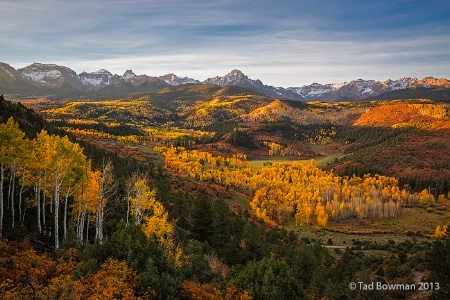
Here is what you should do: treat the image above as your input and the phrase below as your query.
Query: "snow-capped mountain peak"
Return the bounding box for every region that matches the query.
[123,70,137,81]
[205,69,249,86]
[227,69,247,80]
[79,69,113,90]
[18,63,82,89]
[204,69,304,100]
[3,61,450,101]
[159,73,200,86]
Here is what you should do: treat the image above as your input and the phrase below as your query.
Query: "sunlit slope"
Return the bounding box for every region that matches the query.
[334,100,450,194]
[44,84,271,127]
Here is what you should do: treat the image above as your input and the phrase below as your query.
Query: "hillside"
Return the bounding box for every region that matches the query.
[30,87,450,197]
[0,94,47,136]
[41,84,271,128]
[2,91,450,299]
[332,101,450,194]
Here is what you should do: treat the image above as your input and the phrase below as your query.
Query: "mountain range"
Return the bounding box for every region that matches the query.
[1,62,450,101]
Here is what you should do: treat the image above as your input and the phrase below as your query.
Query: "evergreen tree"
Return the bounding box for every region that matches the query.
[210,198,231,251]
[427,234,450,299]
[231,257,308,300]
[190,196,213,243]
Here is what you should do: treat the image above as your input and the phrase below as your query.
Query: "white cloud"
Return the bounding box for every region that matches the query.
[2,0,450,87]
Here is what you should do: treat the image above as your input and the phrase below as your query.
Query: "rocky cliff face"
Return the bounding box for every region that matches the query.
[18,63,84,90]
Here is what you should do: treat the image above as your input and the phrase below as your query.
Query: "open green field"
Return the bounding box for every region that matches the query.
[229,185,449,250]
[288,224,423,248]
[249,141,346,168]
[284,203,450,248]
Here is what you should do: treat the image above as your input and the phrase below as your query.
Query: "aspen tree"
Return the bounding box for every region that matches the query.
[0,118,25,237]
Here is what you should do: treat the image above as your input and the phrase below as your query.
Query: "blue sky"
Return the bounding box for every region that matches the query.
[2,0,450,87]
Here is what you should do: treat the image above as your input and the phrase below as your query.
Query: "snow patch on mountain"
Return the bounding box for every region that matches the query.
[330,82,347,90]
[79,69,113,88]
[80,77,103,86]
[123,70,136,81]
[205,69,304,100]
[21,69,62,83]
[4,61,450,100]
[205,69,249,86]
[384,78,414,90]
[353,80,375,95]
[159,73,200,86]
[0,64,16,79]
[287,82,345,98]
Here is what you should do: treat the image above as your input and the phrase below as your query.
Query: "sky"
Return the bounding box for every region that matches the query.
[1,0,450,87]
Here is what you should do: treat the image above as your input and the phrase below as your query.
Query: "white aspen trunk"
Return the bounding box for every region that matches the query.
[54,168,60,250]
[11,169,16,228]
[0,163,3,238]
[36,175,41,233]
[85,213,89,241]
[42,192,46,232]
[99,201,103,241]
[7,171,12,209]
[18,185,24,226]
[64,192,68,241]
[63,184,71,241]
[95,208,99,241]
[79,204,86,244]
[76,201,83,243]
[95,201,104,243]
[95,180,105,243]
[95,162,112,244]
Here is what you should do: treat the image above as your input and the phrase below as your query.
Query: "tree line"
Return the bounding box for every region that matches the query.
[161,147,436,226]
[0,117,171,250]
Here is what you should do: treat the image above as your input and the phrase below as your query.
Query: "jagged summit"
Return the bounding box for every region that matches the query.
[204,69,303,100]
[18,63,82,90]
[1,61,449,101]
[122,70,136,81]
[159,73,200,86]
[79,69,113,90]
[205,69,248,86]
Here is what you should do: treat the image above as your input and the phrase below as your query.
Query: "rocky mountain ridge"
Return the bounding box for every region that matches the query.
[1,62,449,101]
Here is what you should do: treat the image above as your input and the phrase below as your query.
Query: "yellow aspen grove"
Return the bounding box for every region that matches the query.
[315,202,328,227]
[0,118,26,237]
[142,201,173,245]
[128,176,156,225]
[127,174,173,246]
[34,130,57,234]
[95,160,116,244]
[18,136,44,233]
[160,147,429,227]
[73,166,100,244]
[49,135,86,249]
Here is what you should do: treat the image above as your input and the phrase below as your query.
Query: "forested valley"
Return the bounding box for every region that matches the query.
[1,93,450,300]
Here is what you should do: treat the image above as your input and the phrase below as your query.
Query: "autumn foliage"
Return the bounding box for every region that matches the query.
[176,281,252,300]
[162,147,434,226]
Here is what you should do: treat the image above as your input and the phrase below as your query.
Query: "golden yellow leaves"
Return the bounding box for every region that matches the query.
[162,147,430,227]
[434,225,448,238]
[128,176,173,244]
[142,201,173,245]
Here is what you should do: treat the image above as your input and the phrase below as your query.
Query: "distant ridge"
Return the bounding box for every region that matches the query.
[1,61,450,101]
